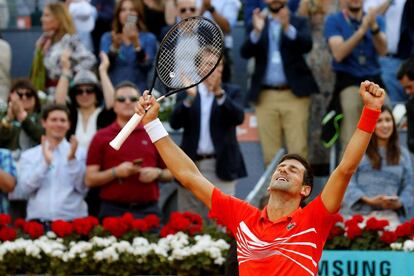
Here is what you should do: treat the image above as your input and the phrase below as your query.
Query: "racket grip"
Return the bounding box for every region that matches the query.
[109,113,143,150]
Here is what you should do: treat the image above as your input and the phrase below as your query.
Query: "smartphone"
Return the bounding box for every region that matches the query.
[133,158,143,166]
[126,14,138,26]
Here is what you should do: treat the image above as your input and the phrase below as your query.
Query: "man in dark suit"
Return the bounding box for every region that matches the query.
[240,0,318,166]
[169,58,247,220]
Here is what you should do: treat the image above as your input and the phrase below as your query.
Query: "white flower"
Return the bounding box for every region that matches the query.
[403,240,414,252]
[390,242,403,250]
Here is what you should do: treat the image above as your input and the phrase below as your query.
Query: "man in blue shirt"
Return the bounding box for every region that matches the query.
[324,0,387,154]
[241,0,318,165]
[19,104,88,224]
[0,149,16,213]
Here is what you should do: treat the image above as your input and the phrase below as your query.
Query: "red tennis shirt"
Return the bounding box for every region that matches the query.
[208,188,337,276]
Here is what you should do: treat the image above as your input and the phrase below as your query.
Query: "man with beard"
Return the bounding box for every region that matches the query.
[324,0,387,155]
[240,0,319,165]
[134,80,385,275]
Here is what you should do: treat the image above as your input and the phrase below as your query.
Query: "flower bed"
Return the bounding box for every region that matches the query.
[0,212,413,274]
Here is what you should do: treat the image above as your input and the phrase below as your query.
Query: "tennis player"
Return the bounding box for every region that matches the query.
[135,81,385,275]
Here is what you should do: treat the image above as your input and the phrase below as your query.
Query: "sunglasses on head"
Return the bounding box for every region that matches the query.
[16,90,35,99]
[180,7,196,13]
[116,96,139,103]
[75,87,95,95]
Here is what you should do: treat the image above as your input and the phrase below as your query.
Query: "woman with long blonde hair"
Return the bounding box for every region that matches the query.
[30,2,96,101]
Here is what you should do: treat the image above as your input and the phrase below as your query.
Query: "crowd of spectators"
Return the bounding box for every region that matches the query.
[0,0,413,230]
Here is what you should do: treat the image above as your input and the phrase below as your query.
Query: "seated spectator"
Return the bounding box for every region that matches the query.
[85,82,172,219]
[19,104,88,223]
[30,2,96,101]
[397,57,414,153]
[100,0,157,92]
[0,79,43,152]
[0,33,11,102]
[0,148,16,213]
[343,105,414,227]
[55,51,116,149]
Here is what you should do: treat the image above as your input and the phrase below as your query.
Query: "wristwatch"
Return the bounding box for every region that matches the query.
[371,26,380,35]
[208,6,215,14]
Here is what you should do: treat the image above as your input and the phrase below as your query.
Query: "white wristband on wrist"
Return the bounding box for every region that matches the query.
[144,118,168,143]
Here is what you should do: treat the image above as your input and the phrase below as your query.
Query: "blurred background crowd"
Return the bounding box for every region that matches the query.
[0,0,413,233]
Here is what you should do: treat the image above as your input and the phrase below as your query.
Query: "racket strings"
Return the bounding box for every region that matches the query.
[157,17,223,90]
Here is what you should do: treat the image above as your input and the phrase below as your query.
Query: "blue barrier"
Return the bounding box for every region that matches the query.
[319,251,414,276]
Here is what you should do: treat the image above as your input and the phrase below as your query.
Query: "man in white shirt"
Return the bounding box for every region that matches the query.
[19,104,87,224]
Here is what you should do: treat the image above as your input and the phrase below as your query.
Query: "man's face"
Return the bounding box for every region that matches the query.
[346,0,363,12]
[42,110,70,141]
[114,87,140,120]
[268,159,310,198]
[265,0,288,13]
[399,75,414,95]
[177,0,198,19]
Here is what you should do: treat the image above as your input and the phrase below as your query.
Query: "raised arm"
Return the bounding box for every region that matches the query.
[136,92,215,209]
[55,50,72,104]
[321,81,385,213]
[98,51,115,109]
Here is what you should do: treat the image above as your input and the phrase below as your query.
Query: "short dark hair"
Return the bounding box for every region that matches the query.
[41,104,71,121]
[278,153,314,192]
[114,81,141,95]
[397,58,414,80]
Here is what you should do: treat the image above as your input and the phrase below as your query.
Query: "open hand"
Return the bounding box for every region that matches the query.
[41,136,54,165]
[68,135,78,160]
[99,51,110,72]
[252,8,266,34]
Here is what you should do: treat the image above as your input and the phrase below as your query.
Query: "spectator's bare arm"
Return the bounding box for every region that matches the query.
[55,50,72,104]
[98,51,115,109]
[0,169,15,193]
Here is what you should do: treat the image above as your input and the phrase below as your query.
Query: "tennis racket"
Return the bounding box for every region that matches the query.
[110,16,224,150]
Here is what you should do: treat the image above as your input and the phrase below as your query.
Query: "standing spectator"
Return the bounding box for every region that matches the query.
[324,0,387,154]
[67,0,97,52]
[0,149,16,214]
[100,0,157,92]
[55,51,115,149]
[0,33,11,103]
[143,0,167,41]
[19,104,88,223]
[163,0,199,38]
[240,0,319,165]
[364,0,409,104]
[169,57,247,220]
[85,82,173,219]
[0,79,43,152]
[196,0,241,82]
[343,105,414,227]
[30,2,96,101]
[297,0,339,166]
[91,0,115,57]
[397,58,414,153]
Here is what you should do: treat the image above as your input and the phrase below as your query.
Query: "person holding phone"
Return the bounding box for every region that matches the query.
[343,105,414,227]
[99,0,157,92]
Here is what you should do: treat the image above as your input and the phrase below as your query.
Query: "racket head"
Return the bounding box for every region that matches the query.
[155,16,224,94]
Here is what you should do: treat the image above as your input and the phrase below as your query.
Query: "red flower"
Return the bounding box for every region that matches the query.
[346,224,362,240]
[365,217,389,231]
[132,219,149,232]
[72,216,99,236]
[102,217,129,238]
[0,226,17,241]
[160,212,203,237]
[380,231,397,244]
[23,221,44,239]
[14,218,26,229]
[51,220,73,238]
[395,222,413,238]
[332,213,344,224]
[144,214,160,229]
[121,212,134,227]
[0,214,11,226]
[328,226,345,240]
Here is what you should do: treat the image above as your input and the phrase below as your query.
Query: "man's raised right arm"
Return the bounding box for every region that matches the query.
[136,92,215,209]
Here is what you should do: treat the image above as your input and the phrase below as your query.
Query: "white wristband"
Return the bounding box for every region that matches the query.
[144,118,168,143]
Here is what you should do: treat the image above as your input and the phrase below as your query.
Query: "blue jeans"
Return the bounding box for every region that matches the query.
[380,56,407,104]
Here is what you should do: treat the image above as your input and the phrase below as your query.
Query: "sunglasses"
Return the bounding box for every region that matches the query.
[75,87,95,95]
[16,90,35,99]
[180,7,196,13]
[116,96,139,103]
